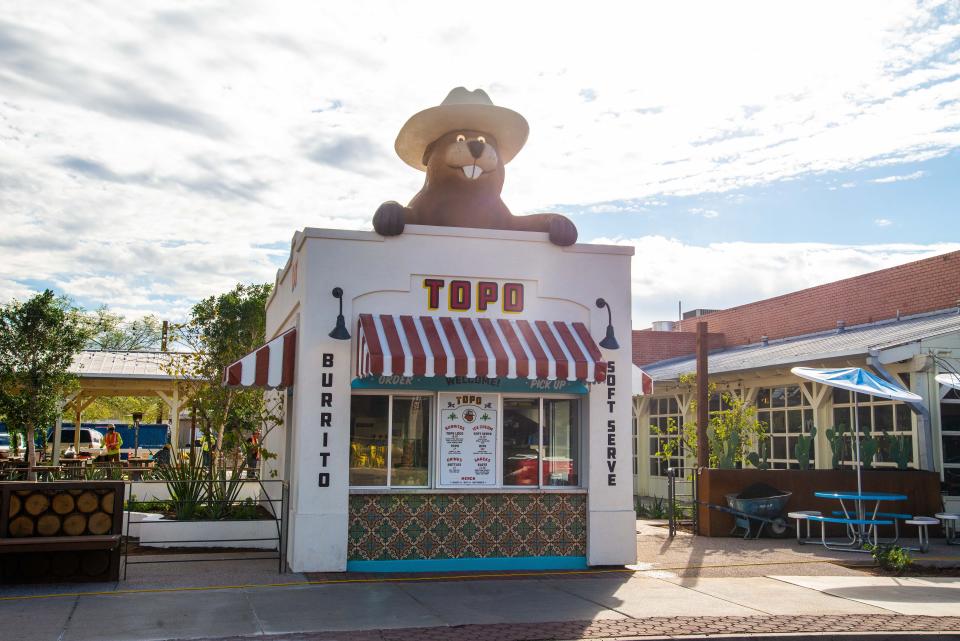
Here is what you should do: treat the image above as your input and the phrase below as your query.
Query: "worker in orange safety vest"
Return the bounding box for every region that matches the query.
[103,425,123,462]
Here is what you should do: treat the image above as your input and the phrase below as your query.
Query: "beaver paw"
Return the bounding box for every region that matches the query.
[373,201,406,237]
[549,215,578,246]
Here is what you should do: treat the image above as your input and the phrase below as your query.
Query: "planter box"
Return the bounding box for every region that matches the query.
[696,469,943,538]
[125,512,279,550]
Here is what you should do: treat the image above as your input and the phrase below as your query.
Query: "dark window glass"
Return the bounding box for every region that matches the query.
[857,406,872,433]
[771,412,786,434]
[350,395,389,486]
[773,437,786,459]
[786,386,802,407]
[757,388,770,408]
[787,409,803,433]
[668,397,679,414]
[772,387,786,408]
[944,468,960,496]
[874,404,894,432]
[391,396,430,486]
[833,388,850,404]
[942,402,960,431]
[896,404,912,431]
[502,398,540,486]
[942,435,960,465]
[833,408,850,432]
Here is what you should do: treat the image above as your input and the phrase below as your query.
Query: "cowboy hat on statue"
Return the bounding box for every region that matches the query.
[373,87,579,246]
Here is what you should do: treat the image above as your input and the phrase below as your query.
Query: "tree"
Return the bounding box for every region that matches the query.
[653,373,768,469]
[172,283,273,458]
[87,309,163,351]
[0,291,91,477]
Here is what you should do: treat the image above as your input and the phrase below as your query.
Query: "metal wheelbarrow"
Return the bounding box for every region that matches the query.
[706,492,793,539]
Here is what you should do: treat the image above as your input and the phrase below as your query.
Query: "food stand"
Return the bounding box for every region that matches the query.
[224,88,638,573]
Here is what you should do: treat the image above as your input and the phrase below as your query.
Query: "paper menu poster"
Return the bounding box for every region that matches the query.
[438,392,498,487]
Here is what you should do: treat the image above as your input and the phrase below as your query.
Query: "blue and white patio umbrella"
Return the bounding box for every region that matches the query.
[936,373,960,391]
[790,367,921,506]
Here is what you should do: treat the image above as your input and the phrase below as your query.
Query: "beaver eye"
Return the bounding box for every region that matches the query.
[477,136,486,144]
[456,134,466,142]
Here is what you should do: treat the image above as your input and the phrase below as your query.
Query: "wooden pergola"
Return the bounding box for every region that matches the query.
[52,351,201,464]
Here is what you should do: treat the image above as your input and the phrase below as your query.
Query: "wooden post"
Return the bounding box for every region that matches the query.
[696,321,709,469]
[73,403,82,453]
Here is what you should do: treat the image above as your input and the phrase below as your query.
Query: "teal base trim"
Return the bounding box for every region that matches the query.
[346,556,588,573]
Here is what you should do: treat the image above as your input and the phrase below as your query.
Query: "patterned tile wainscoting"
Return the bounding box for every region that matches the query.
[348,493,587,561]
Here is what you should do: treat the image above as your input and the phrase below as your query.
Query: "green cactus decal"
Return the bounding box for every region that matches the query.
[825,425,846,469]
[884,431,912,470]
[794,425,817,470]
[746,438,771,470]
[860,435,879,470]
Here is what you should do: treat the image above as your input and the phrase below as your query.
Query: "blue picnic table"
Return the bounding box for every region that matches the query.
[812,491,908,550]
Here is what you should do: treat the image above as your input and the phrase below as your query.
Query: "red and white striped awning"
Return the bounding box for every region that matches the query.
[633,365,653,396]
[223,328,297,389]
[357,314,606,383]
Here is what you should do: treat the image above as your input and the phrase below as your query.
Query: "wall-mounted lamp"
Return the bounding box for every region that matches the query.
[329,287,351,340]
[595,298,619,350]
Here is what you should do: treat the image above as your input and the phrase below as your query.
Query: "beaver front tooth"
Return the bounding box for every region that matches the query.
[462,165,482,179]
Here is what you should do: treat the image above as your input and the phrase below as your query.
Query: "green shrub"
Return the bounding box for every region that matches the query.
[864,543,912,573]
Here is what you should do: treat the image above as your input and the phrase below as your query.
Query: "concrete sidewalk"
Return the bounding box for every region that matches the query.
[3,570,958,641]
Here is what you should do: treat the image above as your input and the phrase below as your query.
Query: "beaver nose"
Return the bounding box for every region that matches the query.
[467,140,485,159]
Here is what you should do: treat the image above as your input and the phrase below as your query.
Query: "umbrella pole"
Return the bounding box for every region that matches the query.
[853,394,864,542]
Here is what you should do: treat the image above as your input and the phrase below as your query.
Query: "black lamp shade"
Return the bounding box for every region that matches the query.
[329,287,351,340]
[595,297,619,350]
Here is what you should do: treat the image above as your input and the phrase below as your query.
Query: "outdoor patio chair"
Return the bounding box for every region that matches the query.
[787,510,821,544]
[905,517,939,553]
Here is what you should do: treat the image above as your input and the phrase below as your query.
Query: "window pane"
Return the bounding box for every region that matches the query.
[502,398,540,486]
[787,409,802,434]
[943,435,960,465]
[543,399,579,486]
[833,388,850,405]
[895,404,912,431]
[874,404,893,432]
[833,407,850,432]
[942,402,960,431]
[771,388,786,408]
[771,412,786,434]
[350,395,389,486]
[857,406,872,433]
[786,386,802,407]
[391,396,430,486]
[757,388,770,408]
[668,397,678,414]
[772,437,786,459]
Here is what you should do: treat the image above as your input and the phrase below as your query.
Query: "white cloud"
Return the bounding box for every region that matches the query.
[689,208,720,219]
[0,1,959,318]
[874,218,894,226]
[869,170,927,183]
[588,236,960,328]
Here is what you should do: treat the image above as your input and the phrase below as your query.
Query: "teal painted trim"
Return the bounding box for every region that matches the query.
[351,375,587,394]
[346,556,588,573]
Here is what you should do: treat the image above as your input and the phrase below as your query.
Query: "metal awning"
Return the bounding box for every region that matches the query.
[223,328,297,389]
[356,314,606,383]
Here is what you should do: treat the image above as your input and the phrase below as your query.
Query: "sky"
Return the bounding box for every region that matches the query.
[1,0,959,329]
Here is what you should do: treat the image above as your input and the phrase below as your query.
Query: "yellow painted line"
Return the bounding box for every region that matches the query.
[0,558,849,602]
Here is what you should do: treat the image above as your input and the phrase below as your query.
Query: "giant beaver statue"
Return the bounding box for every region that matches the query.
[373,87,578,246]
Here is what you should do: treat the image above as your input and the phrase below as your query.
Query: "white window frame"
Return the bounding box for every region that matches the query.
[349,390,434,489]
[940,385,960,495]
[831,374,916,469]
[350,390,585,490]
[756,385,815,470]
[648,396,684,478]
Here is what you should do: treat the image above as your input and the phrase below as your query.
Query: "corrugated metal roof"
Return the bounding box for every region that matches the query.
[644,309,960,381]
[69,351,198,380]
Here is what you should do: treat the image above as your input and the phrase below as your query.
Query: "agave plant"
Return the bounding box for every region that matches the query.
[153,456,207,520]
[207,458,248,520]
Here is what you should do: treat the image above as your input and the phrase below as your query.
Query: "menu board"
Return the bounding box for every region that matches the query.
[438,392,498,487]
